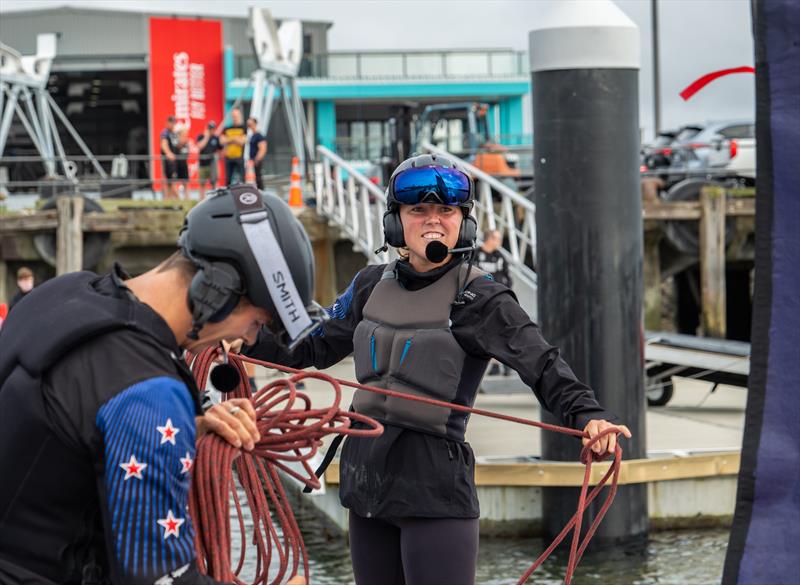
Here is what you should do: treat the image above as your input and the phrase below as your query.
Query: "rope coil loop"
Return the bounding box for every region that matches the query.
[189,349,623,585]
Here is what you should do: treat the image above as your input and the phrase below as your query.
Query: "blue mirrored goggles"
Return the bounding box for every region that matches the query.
[391,166,472,206]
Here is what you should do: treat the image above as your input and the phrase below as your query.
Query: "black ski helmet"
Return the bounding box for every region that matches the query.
[178,184,321,347]
[382,153,477,249]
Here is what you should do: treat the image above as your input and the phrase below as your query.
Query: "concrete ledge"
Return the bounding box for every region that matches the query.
[289,453,741,537]
[323,451,741,486]
[291,474,737,537]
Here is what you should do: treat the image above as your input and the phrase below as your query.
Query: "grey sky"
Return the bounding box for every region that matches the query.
[1,0,755,140]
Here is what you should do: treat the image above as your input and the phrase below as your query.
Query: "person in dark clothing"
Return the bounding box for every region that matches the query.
[0,186,322,585]
[247,116,267,190]
[196,120,221,191]
[476,228,511,288]
[220,108,247,186]
[160,115,180,199]
[8,266,34,312]
[476,228,513,375]
[246,154,631,585]
[174,124,190,199]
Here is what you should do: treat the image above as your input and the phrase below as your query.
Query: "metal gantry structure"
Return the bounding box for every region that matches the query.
[0,33,106,183]
[246,8,314,170]
[313,141,539,318]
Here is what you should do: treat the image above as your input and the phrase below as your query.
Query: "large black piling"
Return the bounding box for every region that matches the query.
[530,1,648,545]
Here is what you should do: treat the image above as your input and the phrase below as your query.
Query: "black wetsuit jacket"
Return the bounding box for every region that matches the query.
[0,266,228,585]
[247,258,617,519]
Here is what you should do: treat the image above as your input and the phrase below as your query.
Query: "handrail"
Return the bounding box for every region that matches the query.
[314,145,391,265]
[315,146,386,203]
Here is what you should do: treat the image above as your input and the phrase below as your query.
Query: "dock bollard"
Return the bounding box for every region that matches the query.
[530,0,648,546]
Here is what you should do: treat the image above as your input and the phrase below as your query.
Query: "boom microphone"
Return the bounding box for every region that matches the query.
[425,241,474,263]
[209,342,241,393]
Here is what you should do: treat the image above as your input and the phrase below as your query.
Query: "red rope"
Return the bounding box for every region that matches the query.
[189,349,623,585]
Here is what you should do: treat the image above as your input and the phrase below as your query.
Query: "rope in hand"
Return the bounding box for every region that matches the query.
[189,348,383,585]
[189,348,624,585]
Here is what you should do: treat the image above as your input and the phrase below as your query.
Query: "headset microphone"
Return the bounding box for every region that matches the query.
[425,241,475,263]
[209,342,241,393]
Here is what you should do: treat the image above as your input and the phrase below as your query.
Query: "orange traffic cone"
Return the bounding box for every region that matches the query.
[245,160,257,186]
[288,156,304,207]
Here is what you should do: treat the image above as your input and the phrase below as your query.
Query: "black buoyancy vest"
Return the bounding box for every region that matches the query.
[351,261,489,441]
[0,271,198,584]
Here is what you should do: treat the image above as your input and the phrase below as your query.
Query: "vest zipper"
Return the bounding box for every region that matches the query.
[399,339,412,365]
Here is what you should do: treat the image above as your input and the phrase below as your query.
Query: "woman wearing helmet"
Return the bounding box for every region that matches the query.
[248,154,630,584]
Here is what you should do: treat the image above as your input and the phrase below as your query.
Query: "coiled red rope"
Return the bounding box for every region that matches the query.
[189,348,623,585]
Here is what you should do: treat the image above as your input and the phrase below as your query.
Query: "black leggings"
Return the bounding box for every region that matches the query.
[349,512,479,585]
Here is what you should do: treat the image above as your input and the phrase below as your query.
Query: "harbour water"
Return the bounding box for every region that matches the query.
[231,496,728,585]
[301,518,729,585]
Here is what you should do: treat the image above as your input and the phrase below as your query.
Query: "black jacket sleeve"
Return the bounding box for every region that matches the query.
[451,277,618,430]
[246,265,384,369]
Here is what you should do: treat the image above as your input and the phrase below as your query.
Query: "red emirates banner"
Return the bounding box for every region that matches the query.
[149,17,224,192]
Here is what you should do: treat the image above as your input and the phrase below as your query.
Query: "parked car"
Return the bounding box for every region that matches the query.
[668,120,756,185]
[641,129,679,171]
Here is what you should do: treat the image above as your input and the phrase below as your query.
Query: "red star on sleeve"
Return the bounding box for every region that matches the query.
[119,455,147,480]
[156,509,185,539]
[180,451,193,474]
[156,418,180,445]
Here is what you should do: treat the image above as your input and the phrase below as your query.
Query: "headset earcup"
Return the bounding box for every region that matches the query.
[457,213,478,249]
[187,269,205,315]
[187,263,242,326]
[382,210,406,248]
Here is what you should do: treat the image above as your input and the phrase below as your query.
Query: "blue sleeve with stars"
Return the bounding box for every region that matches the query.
[96,376,214,584]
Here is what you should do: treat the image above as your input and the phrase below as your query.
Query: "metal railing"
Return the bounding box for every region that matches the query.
[235,49,528,81]
[314,145,393,265]
[313,142,539,318]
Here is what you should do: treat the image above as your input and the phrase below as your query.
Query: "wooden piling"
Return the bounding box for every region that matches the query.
[56,196,84,275]
[700,186,727,337]
[643,228,663,331]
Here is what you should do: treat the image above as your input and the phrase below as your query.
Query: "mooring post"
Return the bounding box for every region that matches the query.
[56,195,83,275]
[530,0,648,545]
[700,185,727,338]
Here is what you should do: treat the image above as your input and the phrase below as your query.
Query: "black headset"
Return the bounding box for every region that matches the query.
[186,255,244,339]
[382,206,477,250]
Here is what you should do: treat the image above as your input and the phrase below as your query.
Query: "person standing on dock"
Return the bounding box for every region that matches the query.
[0,186,321,585]
[475,228,513,376]
[220,107,247,186]
[476,228,512,288]
[174,123,191,200]
[246,153,631,585]
[247,116,268,191]
[196,120,221,192]
[160,115,180,199]
[8,266,35,312]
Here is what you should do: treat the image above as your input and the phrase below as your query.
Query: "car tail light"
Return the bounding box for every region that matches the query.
[663,147,672,156]
[688,142,710,150]
[640,164,648,173]
[729,139,738,159]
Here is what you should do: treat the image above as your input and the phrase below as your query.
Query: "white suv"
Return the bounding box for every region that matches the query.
[669,120,756,184]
